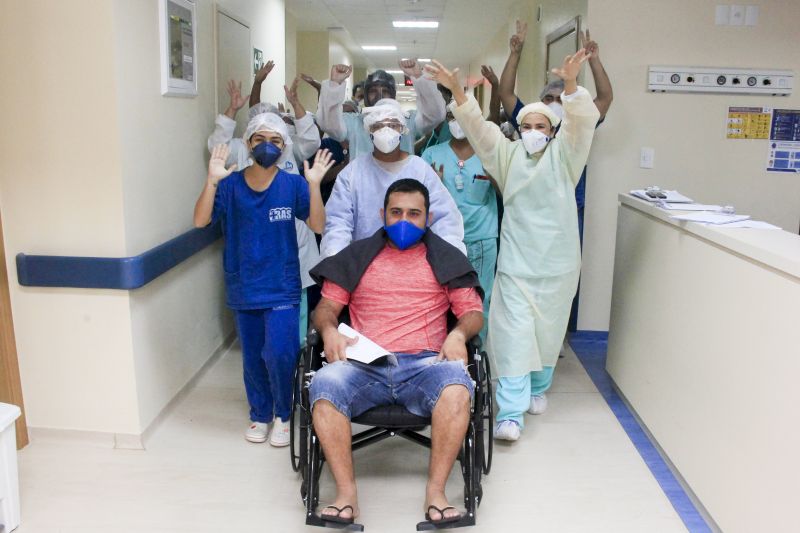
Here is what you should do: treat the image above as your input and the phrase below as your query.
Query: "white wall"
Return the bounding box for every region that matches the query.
[0,0,141,435]
[0,0,287,439]
[581,0,800,330]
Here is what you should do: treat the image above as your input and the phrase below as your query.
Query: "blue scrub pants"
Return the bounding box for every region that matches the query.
[466,237,497,342]
[495,367,555,428]
[234,305,299,424]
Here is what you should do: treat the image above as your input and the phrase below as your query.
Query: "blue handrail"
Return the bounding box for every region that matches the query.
[16,223,222,290]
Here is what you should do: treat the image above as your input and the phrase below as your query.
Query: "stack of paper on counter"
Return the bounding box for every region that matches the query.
[658,203,722,211]
[630,189,693,203]
[670,212,750,225]
[321,323,397,365]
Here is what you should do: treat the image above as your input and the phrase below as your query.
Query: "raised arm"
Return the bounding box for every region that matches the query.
[403,59,447,136]
[499,20,527,118]
[481,65,501,125]
[286,76,322,161]
[425,60,514,192]
[208,80,247,152]
[300,73,322,100]
[581,29,613,119]
[315,64,352,142]
[249,60,275,108]
[550,49,602,185]
[302,149,335,234]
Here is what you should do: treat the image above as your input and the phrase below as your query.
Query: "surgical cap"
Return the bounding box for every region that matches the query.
[248,102,279,120]
[515,102,561,129]
[362,98,408,132]
[539,80,565,101]
[243,112,292,147]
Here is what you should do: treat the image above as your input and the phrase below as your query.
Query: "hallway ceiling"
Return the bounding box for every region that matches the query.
[286,0,518,74]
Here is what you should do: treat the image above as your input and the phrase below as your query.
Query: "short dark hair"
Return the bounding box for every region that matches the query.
[384,179,430,214]
[352,81,364,98]
[437,83,453,103]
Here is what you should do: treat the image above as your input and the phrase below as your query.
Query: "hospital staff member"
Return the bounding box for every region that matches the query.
[421,112,498,341]
[426,49,600,441]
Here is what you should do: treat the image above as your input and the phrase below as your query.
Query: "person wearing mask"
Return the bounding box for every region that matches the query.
[320,99,465,258]
[425,49,600,442]
[422,111,498,341]
[207,67,322,346]
[195,110,333,446]
[315,60,446,159]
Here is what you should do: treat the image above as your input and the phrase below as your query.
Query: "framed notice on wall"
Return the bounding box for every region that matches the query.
[159,0,197,97]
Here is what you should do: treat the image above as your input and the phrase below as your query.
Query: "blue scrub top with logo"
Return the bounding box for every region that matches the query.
[212,169,310,309]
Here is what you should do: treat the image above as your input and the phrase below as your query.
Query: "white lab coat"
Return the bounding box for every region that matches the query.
[320,154,466,257]
[206,112,322,288]
[315,76,446,160]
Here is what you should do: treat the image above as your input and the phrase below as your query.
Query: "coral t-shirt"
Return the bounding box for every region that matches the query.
[321,243,483,353]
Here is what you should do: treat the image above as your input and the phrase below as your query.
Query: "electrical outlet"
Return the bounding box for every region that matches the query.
[640,147,655,169]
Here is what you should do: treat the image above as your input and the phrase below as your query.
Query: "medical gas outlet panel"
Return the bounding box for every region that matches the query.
[648,66,793,96]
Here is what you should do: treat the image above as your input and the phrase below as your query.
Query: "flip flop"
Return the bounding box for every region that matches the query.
[424,505,463,525]
[320,504,356,524]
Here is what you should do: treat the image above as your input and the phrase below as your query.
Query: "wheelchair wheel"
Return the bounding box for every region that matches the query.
[290,353,305,473]
[473,353,493,475]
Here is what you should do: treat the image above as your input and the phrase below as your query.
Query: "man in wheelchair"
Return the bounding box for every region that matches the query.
[308,179,484,527]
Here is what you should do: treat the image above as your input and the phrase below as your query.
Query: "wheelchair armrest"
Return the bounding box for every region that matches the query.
[467,335,482,352]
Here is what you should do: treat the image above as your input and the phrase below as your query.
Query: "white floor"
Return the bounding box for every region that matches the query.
[15,344,687,533]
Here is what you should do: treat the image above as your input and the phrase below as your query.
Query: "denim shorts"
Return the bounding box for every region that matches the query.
[309,351,474,419]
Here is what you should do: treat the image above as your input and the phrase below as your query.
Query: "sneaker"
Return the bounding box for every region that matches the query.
[269,418,290,447]
[494,420,521,441]
[245,422,269,443]
[527,393,548,415]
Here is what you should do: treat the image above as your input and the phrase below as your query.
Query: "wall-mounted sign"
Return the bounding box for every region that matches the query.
[159,0,197,97]
[253,48,264,76]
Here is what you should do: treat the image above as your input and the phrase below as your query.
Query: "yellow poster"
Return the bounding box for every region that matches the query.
[727,106,771,139]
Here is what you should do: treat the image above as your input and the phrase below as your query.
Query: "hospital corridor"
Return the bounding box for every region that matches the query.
[1,1,798,532]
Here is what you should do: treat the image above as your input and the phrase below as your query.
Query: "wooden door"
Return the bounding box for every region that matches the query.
[0,212,27,449]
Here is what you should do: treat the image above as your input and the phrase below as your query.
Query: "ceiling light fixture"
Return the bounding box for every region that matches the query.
[362,45,397,51]
[385,70,404,74]
[392,21,439,28]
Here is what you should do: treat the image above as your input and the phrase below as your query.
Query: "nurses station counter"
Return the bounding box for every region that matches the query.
[607,194,800,533]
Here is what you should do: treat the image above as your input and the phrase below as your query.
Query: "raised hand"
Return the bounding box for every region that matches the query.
[551,48,591,82]
[510,20,528,54]
[423,60,460,92]
[284,76,301,106]
[225,79,249,112]
[431,162,445,181]
[399,58,422,79]
[254,60,275,84]
[208,144,237,185]
[299,73,321,90]
[303,149,335,185]
[330,64,353,85]
[481,65,499,87]
[580,29,599,59]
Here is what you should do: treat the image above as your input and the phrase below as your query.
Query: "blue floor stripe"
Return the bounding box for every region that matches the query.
[569,331,713,533]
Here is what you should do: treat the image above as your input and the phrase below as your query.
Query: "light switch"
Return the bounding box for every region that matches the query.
[729,5,745,26]
[640,147,655,169]
[715,5,730,25]
[745,5,758,26]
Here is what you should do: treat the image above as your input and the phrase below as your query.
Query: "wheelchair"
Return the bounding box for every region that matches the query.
[290,326,494,531]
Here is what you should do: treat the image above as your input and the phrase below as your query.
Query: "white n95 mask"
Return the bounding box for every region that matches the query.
[547,102,564,120]
[371,127,402,153]
[521,129,550,155]
[448,120,466,140]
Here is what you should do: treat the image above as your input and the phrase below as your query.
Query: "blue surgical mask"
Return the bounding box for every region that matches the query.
[251,141,282,168]
[384,219,425,250]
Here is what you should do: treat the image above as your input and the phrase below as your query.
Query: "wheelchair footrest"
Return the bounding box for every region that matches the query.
[306,512,365,531]
[415,513,476,531]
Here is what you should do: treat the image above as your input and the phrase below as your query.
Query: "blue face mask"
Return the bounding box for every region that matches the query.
[384,219,426,250]
[251,141,282,168]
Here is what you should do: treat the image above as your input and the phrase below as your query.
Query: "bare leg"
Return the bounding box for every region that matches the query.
[425,384,470,520]
[313,400,359,520]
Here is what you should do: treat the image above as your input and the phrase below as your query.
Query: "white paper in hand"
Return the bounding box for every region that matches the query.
[328,323,395,365]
